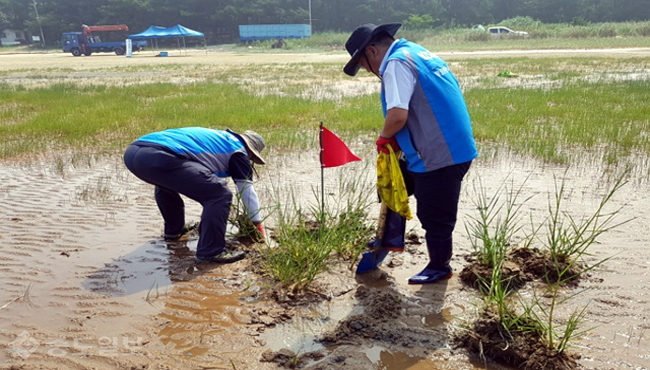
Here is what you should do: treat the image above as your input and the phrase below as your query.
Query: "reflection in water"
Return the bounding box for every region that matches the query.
[82,223,242,296]
[423,307,453,329]
[82,238,200,296]
[364,346,441,370]
[259,300,361,354]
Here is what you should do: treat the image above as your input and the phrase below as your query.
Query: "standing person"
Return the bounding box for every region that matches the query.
[123,127,267,264]
[344,23,478,284]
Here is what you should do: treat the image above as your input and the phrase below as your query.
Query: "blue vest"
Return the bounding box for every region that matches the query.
[381,39,477,173]
[136,127,245,177]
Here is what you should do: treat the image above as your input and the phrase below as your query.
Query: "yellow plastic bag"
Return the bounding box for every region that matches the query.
[376,145,412,220]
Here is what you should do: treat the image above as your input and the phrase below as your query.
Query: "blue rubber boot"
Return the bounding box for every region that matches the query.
[408,237,453,284]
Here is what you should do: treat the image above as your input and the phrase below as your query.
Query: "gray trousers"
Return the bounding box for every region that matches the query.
[123,144,232,258]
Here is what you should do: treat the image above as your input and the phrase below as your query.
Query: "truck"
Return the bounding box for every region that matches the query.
[61,24,147,56]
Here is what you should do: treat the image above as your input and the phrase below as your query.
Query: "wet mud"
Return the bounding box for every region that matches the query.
[1,148,648,370]
[1,50,650,370]
[455,315,580,370]
[459,247,585,290]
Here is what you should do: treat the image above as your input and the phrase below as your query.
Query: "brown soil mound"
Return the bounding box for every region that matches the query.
[455,315,580,370]
[456,247,588,369]
[260,348,326,369]
[459,247,585,289]
[318,285,447,348]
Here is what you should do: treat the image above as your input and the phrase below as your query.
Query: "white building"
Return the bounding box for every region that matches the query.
[1,29,28,46]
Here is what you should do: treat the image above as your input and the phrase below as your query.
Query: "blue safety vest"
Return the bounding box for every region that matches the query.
[135,127,246,177]
[381,39,478,173]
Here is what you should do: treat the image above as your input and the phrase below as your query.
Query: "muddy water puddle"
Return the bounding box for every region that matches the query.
[1,150,649,369]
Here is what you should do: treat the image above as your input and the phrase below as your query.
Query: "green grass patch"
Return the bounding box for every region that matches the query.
[259,172,375,291]
[0,82,381,158]
[466,79,650,163]
[1,56,648,170]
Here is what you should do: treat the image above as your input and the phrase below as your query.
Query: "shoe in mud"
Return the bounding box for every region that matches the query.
[195,250,246,264]
[164,221,200,241]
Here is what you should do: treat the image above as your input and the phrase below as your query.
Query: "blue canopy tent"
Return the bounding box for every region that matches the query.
[128,25,167,39]
[129,24,206,54]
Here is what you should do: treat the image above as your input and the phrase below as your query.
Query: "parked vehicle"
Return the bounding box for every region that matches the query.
[487,26,529,37]
[61,24,147,56]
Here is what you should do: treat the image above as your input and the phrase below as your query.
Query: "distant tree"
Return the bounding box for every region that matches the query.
[0,0,30,30]
[441,0,491,26]
[490,0,525,23]
[403,14,436,30]
[5,0,648,46]
[98,0,154,33]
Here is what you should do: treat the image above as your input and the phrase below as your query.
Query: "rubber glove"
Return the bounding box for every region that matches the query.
[252,221,266,242]
[376,136,399,154]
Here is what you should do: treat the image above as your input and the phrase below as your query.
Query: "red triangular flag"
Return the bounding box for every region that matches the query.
[320,125,361,168]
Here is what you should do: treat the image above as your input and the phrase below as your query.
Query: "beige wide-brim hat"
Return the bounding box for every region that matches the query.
[227,129,266,165]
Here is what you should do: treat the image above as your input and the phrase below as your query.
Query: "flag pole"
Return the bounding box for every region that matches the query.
[319,122,325,223]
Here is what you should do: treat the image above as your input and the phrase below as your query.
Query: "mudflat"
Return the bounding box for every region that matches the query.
[0,49,648,370]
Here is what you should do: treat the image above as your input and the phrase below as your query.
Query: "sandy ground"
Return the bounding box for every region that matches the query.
[0,50,649,369]
[1,47,650,71]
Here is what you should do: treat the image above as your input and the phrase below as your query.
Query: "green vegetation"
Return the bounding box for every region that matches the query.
[465,177,532,268]
[2,55,648,170]
[0,81,379,158]
[467,79,650,164]
[259,173,375,291]
[466,174,627,356]
[239,20,650,52]
[544,174,628,269]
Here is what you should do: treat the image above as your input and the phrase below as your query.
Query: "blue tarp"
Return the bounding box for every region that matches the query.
[129,24,204,39]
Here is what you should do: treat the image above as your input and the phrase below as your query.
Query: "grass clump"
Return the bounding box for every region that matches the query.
[259,170,375,291]
[465,177,533,268]
[458,173,628,368]
[544,173,628,280]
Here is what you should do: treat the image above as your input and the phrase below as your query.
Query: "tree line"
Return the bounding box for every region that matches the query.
[1,0,648,45]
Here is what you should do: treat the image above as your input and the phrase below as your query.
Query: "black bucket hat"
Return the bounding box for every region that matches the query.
[344,23,402,76]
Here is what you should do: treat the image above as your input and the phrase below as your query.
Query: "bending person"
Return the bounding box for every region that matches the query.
[124,127,266,264]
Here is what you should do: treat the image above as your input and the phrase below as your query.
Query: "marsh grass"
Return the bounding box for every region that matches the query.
[465,176,533,268]
[467,172,628,357]
[258,189,332,291]
[259,170,375,291]
[476,261,548,340]
[525,285,594,354]
[542,172,630,282]
[466,79,650,164]
[1,56,648,170]
[0,81,380,159]
[74,175,127,204]
[228,185,270,243]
